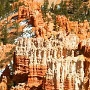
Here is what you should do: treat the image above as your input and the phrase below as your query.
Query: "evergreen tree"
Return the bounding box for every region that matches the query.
[5,1,12,22]
[54,4,60,15]
[0,0,18,19]
[41,0,49,20]
[49,2,54,13]
[0,3,5,18]
[13,21,19,36]
[1,25,8,45]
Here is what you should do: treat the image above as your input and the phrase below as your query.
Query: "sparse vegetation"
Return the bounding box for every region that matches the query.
[41,0,49,21]
[41,0,90,22]
[1,24,8,45]
[0,47,15,70]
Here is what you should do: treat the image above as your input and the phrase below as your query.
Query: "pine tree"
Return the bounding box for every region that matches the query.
[41,0,49,20]
[54,4,60,15]
[49,2,54,13]
[1,24,8,45]
[68,0,81,20]
[5,1,12,22]
[13,21,19,36]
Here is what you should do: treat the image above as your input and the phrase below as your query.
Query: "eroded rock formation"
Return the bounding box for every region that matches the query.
[11,33,88,90]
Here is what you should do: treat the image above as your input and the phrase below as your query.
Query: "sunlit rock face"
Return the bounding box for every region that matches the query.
[12,33,88,90]
[0,0,90,90]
